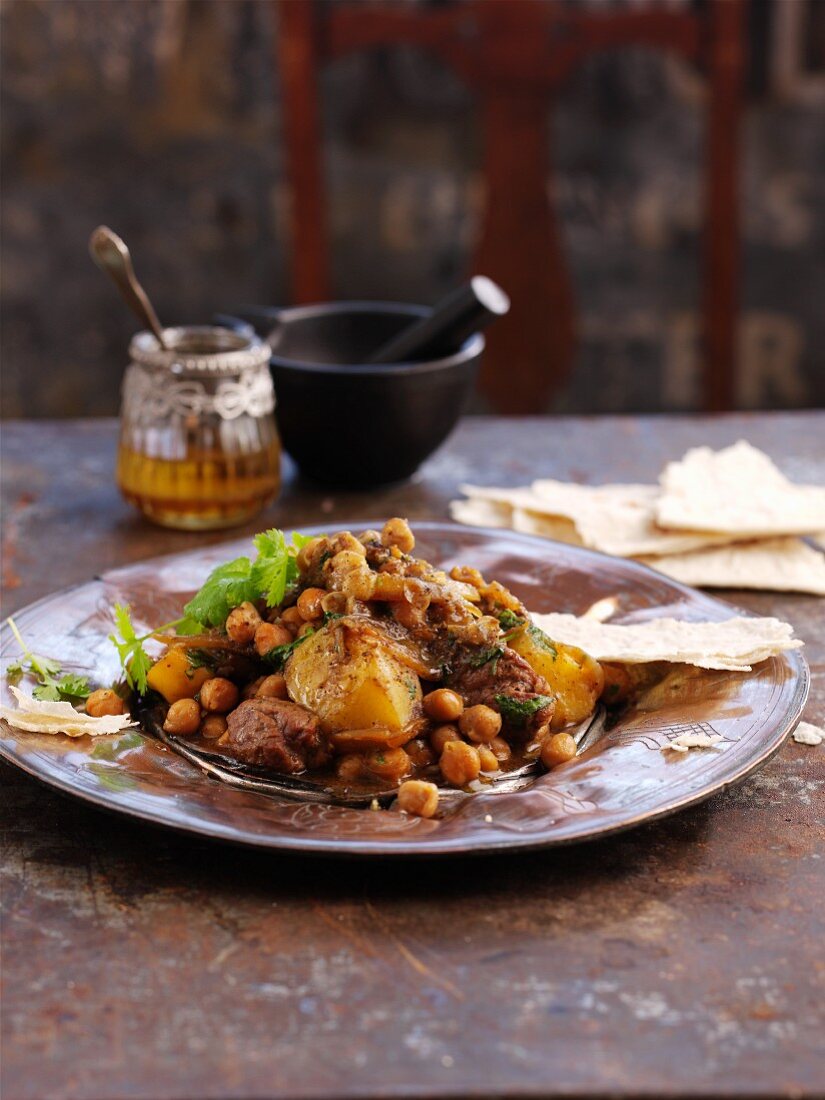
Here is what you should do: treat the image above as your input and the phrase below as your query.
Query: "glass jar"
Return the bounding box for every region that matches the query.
[117,326,281,530]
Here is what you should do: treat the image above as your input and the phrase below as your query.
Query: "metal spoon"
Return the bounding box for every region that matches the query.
[88,225,167,347]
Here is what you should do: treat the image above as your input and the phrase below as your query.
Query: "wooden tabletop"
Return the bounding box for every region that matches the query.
[2,414,823,1100]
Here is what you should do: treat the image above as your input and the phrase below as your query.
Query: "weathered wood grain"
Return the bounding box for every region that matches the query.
[1,415,823,1100]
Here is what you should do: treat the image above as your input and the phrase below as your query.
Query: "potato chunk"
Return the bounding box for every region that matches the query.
[147,646,211,703]
[285,617,423,733]
[507,622,604,728]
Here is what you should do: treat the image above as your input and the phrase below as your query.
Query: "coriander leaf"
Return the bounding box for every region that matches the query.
[290,531,315,551]
[498,609,524,631]
[526,624,558,658]
[32,673,91,702]
[468,646,505,671]
[250,529,290,608]
[5,617,90,702]
[109,603,153,695]
[28,652,62,680]
[168,614,207,637]
[263,630,313,671]
[6,658,24,684]
[186,649,221,674]
[32,683,62,702]
[323,610,344,625]
[494,693,555,727]
[251,529,314,608]
[180,529,318,629]
[56,673,91,700]
[182,556,258,627]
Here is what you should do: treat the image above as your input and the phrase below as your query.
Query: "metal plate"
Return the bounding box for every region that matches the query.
[0,523,809,856]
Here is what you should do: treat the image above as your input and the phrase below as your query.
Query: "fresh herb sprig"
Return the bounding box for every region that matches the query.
[108,605,206,694]
[497,609,525,631]
[5,617,91,702]
[525,624,558,658]
[108,604,154,695]
[108,529,319,688]
[468,646,505,672]
[494,693,554,727]
[183,530,315,628]
[262,629,315,671]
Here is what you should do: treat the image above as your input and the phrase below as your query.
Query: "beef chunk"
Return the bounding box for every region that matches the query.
[226,698,331,773]
[450,645,548,702]
[448,645,555,735]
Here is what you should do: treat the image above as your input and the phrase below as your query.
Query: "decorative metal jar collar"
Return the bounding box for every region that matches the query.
[129,326,272,376]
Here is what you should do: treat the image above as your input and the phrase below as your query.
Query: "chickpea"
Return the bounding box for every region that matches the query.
[296,536,325,573]
[336,754,364,782]
[297,587,326,622]
[541,732,578,769]
[429,724,460,755]
[163,698,201,736]
[328,551,375,601]
[328,531,366,557]
[459,704,502,744]
[488,735,511,762]
[406,737,436,768]
[199,677,239,714]
[254,622,293,657]
[281,606,304,632]
[225,601,262,645]
[242,676,264,700]
[343,570,375,601]
[397,779,439,819]
[85,688,127,718]
[423,688,464,723]
[450,565,485,589]
[381,517,415,554]
[256,673,288,699]
[297,621,315,638]
[477,745,500,772]
[439,740,481,787]
[364,747,411,783]
[200,714,228,740]
[320,591,347,616]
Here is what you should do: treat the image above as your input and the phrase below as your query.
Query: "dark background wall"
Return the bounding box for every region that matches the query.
[2,0,824,418]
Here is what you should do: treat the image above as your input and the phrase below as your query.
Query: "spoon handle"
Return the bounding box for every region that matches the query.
[89,226,166,347]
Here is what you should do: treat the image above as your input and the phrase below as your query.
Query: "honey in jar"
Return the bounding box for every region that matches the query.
[117,326,281,530]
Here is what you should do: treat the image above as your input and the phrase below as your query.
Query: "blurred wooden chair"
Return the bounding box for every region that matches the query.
[276,0,746,413]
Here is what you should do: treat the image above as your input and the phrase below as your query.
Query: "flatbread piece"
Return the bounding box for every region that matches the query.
[529,612,802,671]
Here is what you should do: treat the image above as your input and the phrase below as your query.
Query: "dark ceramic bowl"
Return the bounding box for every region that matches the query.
[216,302,483,487]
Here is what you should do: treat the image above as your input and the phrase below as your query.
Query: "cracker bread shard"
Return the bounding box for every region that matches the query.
[664,732,724,753]
[0,685,135,737]
[792,722,823,746]
[530,612,802,671]
[639,538,825,596]
[456,482,732,558]
[656,440,825,537]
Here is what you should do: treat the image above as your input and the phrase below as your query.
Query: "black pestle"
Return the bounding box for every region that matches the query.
[364,275,510,365]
